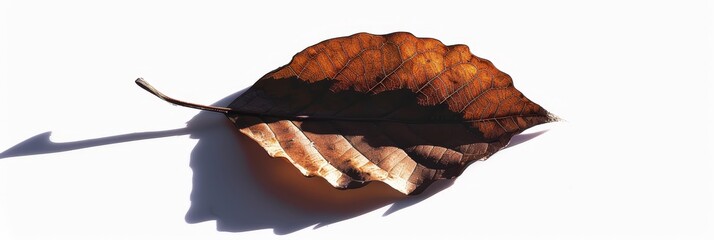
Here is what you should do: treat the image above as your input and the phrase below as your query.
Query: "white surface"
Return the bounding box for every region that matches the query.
[1,0,713,239]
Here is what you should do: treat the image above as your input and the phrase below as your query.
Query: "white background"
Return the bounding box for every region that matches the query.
[1,0,713,239]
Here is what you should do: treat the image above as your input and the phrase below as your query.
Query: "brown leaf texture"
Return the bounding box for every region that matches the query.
[226,32,558,195]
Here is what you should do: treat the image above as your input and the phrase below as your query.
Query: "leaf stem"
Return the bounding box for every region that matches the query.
[135,78,232,114]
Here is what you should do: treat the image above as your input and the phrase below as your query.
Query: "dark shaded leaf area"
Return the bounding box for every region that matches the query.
[228,32,557,195]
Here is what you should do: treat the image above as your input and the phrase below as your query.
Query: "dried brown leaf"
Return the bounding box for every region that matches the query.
[137,32,558,195]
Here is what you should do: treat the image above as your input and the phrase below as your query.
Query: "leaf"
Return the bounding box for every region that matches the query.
[136,32,559,195]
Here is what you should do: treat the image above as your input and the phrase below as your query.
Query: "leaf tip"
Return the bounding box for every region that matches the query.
[546,112,565,122]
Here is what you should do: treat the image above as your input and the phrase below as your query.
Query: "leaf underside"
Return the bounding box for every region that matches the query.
[227,32,557,195]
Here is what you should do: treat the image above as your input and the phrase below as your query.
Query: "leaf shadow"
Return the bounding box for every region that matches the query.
[0,89,547,235]
[185,104,550,233]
